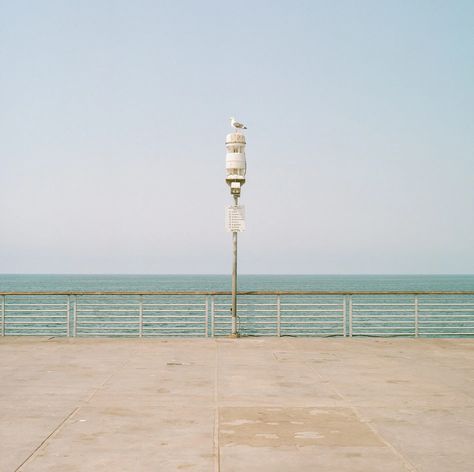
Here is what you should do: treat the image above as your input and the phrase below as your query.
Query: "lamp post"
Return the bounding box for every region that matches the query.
[225,118,247,337]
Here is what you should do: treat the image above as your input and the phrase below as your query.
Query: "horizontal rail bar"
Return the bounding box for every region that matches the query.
[352,303,415,306]
[419,303,474,306]
[6,304,67,307]
[280,321,344,325]
[353,309,415,312]
[76,309,204,313]
[76,315,206,320]
[6,326,66,330]
[353,326,416,330]
[6,309,68,313]
[279,303,342,306]
[76,321,140,324]
[420,322,474,326]
[6,315,67,318]
[419,309,474,312]
[352,314,415,317]
[144,320,205,324]
[6,321,66,325]
[2,291,474,296]
[222,320,277,323]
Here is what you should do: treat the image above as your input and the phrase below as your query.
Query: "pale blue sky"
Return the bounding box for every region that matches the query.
[0,1,473,274]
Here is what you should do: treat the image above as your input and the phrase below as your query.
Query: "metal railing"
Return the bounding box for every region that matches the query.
[0,291,473,338]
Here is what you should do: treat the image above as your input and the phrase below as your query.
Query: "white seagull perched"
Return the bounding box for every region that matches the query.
[230,117,247,130]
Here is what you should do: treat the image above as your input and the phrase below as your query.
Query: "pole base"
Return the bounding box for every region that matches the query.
[229,333,240,338]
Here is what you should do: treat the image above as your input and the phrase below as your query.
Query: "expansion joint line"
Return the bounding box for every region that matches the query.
[213,339,221,472]
[14,406,81,472]
[15,347,138,471]
[283,338,419,472]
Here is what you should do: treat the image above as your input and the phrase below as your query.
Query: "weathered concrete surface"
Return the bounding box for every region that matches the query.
[0,337,473,471]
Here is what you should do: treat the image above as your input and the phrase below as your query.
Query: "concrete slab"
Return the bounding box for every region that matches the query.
[0,337,473,471]
[219,406,383,447]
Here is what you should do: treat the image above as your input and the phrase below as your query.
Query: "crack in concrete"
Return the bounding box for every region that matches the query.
[14,346,138,471]
[214,339,221,472]
[283,338,420,472]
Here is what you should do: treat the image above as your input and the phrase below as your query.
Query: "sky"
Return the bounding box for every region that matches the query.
[0,0,473,274]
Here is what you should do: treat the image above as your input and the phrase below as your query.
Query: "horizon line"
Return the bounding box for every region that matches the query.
[1,273,473,277]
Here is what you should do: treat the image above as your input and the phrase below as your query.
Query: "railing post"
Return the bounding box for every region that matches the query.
[205,296,209,338]
[67,296,71,337]
[211,295,215,337]
[139,295,144,338]
[343,295,347,337]
[276,294,281,337]
[1,295,5,336]
[414,295,419,338]
[73,295,77,337]
[349,295,353,337]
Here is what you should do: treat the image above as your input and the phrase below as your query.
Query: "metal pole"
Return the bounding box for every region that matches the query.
[205,296,209,338]
[139,295,143,338]
[211,295,215,337]
[349,295,353,337]
[73,295,77,337]
[414,295,419,338]
[343,295,347,337]
[1,295,5,336]
[276,295,281,337]
[67,296,70,337]
[231,195,239,336]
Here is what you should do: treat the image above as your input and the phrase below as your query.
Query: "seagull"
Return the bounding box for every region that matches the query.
[230,117,247,130]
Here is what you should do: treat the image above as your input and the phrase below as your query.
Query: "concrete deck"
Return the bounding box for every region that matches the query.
[1,338,473,471]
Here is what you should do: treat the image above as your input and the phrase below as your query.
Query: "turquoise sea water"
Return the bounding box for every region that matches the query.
[1,274,474,292]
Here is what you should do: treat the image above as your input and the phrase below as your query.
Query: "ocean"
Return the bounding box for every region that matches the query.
[1,274,474,292]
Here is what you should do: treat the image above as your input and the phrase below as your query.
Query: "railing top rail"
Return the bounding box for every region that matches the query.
[0,291,474,296]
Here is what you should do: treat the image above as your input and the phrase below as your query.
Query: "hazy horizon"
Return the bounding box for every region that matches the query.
[1,272,473,276]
